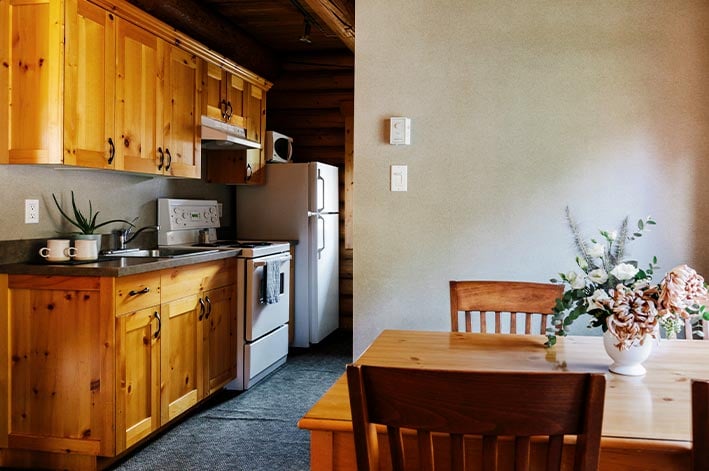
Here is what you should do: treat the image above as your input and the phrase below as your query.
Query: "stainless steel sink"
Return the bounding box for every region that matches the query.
[102,247,220,258]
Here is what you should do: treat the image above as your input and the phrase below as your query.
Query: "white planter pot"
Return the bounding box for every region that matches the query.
[603,330,655,376]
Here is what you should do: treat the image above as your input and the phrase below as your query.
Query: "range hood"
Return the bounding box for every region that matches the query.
[200,115,261,150]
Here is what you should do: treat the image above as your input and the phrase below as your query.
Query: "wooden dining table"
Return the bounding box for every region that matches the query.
[298,329,709,470]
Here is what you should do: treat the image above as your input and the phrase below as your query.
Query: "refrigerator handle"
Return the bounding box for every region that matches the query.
[317,169,325,213]
[317,214,325,259]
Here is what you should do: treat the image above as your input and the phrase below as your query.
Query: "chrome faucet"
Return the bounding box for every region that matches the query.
[115,225,160,250]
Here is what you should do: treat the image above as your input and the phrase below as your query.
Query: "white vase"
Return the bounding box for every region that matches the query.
[602,330,654,376]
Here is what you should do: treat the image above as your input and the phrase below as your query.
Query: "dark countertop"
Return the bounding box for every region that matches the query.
[0,249,240,277]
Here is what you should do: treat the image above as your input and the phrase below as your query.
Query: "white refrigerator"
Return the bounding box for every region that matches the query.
[236,162,340,347]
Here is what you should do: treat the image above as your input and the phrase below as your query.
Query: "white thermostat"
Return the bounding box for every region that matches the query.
[389,117,411,145]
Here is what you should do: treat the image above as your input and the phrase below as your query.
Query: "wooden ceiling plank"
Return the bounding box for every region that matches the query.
[125,0,280,80]
[300,0,355,52]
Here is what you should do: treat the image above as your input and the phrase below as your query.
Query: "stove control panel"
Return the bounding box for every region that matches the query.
[157,198,220,246]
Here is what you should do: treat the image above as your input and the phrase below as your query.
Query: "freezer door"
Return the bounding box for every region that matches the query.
[309,162,339,214]
[309,212,339,343]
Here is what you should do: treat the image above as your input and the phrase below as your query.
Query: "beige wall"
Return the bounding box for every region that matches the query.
[353,1,709,356]
[0,165,232,240]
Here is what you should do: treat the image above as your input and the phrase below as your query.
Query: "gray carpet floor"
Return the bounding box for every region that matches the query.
[109,329,352,471]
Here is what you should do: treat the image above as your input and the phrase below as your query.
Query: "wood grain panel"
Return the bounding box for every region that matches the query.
[7,0,63,164]
[115,272,161,315]
[161,294,203,422]
[9,287,103,451]
[160,258,234,302]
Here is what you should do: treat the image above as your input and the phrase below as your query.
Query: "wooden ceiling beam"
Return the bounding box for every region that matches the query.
[125,0,280,80]
[300,0,355,52]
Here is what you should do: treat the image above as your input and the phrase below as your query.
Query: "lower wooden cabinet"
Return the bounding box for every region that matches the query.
[0,258,237,469]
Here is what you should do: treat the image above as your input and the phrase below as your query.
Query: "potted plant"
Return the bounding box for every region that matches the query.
[52,191,134,252]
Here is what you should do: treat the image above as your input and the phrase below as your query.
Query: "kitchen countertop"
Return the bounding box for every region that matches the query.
[0,248,240,277]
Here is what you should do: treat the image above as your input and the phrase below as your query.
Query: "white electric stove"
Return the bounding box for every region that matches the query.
[157,198,291,390]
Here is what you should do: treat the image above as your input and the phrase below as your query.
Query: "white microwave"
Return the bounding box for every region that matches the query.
[265,131,293,163]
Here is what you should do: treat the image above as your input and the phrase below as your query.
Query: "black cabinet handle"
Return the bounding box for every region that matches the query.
[108,137,115,164]
[128,287,150,296]
[157,147,164,170]
[165,148,172,171]
[205,296,212,319]
[198,297,205,321]
[153,311,161,339]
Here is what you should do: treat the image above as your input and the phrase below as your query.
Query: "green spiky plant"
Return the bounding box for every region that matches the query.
[52,191,134,234]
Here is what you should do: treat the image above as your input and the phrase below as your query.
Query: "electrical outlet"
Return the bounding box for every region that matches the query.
[25,199,39,224]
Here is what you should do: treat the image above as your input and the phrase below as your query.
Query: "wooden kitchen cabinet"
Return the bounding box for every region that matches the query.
[1,257,238,469]
[115,305,161,451]
[0,275,115,459]
[203,64,269,185]
[2,0,204,177]
[0,0,64,164]
[161,45,202,178]
[203,62,247,130]
[2,0,269,177]
[64,0,116,169]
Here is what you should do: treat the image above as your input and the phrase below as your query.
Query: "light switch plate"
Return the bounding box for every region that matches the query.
[391,165,407,192]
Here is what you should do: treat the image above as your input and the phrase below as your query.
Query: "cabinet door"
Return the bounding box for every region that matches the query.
[64,0,115,169]
[116,306,160,452]
[163,45,201,178]
[6,276,114,456]
[225,73,247,129]
[204,285,237,393]
[115,18,160,174]
[161,293,204,422]
[2,0,63,164]
[203,62,226,122]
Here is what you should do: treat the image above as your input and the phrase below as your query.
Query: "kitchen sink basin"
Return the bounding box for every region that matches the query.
[102,247,220,258]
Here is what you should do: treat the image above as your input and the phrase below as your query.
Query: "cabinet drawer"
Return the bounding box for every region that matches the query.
[116,272,161,315]
[161,259,235,302]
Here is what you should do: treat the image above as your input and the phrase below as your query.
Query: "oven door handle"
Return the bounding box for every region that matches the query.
[253,255,291,267]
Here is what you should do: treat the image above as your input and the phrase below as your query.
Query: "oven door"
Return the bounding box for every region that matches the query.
[245,253,291,341]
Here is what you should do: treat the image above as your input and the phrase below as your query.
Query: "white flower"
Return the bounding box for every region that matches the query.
[610,263,639,281]
[566,271,586,290]
[586,289,611,310]
[607,230,617,241]
[587,242,605,258]
[588,268,608,284]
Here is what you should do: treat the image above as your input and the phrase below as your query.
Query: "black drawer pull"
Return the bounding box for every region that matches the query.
[128,287,150,296]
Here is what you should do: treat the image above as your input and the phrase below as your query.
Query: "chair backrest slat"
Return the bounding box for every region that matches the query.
[450,281,563,335]
[347,364,606,471]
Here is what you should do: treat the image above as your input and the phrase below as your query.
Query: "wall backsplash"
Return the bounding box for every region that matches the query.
[0,165,234,260]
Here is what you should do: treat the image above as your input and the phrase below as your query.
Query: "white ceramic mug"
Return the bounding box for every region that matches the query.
[39,239,71,262]
[71,238,99,261]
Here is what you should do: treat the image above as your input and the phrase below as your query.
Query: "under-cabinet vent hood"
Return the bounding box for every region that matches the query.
[201,115,261,150]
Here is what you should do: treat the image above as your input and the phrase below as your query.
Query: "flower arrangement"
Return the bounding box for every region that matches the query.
[546,208,708,349]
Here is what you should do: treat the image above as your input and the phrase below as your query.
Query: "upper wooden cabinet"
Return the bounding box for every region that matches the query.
[204,62,247,130]
[203,60,269,185]
[0,0,64,164]
[1,0,268,179]
[162,45,201,178]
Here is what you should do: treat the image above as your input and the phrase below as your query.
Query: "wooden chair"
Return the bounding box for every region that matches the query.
[679,318,709,340]
[347,364,606,471]
[449,280,563,334]
[692,379,709,470]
